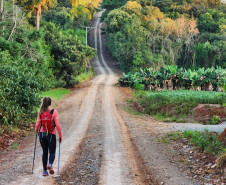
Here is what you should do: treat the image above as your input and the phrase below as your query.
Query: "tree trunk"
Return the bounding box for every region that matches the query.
[0,0,3,21]
[36,5,41,30]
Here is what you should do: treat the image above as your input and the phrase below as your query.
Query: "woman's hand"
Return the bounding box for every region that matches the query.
[59,138,62,143]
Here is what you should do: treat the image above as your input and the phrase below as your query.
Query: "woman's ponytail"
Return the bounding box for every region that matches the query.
[39,97,52,115]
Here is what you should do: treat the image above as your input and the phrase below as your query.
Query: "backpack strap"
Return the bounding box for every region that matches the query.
[50,109,54,114]
[50,109,56,130]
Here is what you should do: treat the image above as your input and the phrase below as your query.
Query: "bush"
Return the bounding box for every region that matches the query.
[0,51,42,125]
[208,115,220,125]
[183,130,225,155]
[133,83,145,90]
[43,22,96,87]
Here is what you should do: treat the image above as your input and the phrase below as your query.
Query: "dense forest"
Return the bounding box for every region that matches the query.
[102,0,225,72]
[0,0,100,126]
[103,0,226,124]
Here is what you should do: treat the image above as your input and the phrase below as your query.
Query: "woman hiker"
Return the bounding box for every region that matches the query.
[35,96,63,176]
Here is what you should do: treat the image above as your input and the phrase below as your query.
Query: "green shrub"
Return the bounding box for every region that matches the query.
[0,3,55,90]
[183,130,225,155]
[167,131,183,140]
[183,130,194,138]
[43,22,96,87]
[0,51,42,125]
[75,71,95,83]
[208,115,220,125]
[133,83,145,90]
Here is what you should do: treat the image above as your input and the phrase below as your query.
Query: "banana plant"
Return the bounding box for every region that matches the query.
[197,68,206,91]
[118,72,135,87]
[191,71,202,90]
[204,67,216,91]
[118,65,226,91]
[182,69,196,90]
[215,67,226,91]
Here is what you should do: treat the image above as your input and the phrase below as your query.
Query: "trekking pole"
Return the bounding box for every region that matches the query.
[57,142,61,181]
[32,132,38,174]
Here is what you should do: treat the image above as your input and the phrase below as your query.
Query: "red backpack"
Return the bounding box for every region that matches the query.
[41,109,55,136]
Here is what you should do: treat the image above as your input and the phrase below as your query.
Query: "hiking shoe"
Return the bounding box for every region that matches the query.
[47,164,54,175]
[42,170,49,176]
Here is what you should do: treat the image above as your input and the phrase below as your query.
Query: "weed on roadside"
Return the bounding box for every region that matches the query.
[183,130,225,155]
[157,130,225,155]
[155,137,170,144]
[11,142,18,149]
[167,131,183,140]
[156,131,183,144]
[207,115,220,125]
[124,105,143,116]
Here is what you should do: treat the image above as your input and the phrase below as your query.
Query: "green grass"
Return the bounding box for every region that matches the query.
[152,113,187,122]
[11,142,18,149]
[157,130,225,155]
[40,88,71,101]
[124,105,143,115]
[167,131,183,140]
[40,70,94,101]
[156,131,183,144]
[140,90,226,106]
[75,71,95,83]
[134,90,226,122]
[183,130,225,155]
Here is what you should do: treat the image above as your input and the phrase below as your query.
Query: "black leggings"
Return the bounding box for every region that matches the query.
[39,133,56,171]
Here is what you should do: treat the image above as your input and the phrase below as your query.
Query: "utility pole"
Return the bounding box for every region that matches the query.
[86,26,94,47]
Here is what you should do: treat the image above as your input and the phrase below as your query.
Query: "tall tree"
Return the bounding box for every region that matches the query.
[36,0,57,29]
[19,0,56,29]
[70,0,79,7]
[0,0,3,21]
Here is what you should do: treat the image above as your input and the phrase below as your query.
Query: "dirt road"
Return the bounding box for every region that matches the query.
[1,11,223,185]
[0,11,155,185]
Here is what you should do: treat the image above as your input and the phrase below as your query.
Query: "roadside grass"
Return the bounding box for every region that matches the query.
[40,70,95,101]
[123,105,143,116]
[156,131,182,144]
[40,88,71,101]
[11,142,18,149]
[183,130,225,155]
[156,130,225,155]
[124,99,143,115]
[41,70,95,101]
[134,90,226,123]
[75,70,95,83]
[152,113,187,123]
